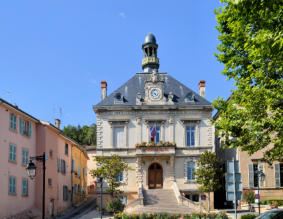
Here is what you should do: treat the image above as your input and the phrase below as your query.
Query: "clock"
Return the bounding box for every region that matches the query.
[150,88,161,99]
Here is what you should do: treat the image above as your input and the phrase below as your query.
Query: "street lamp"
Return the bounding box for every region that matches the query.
[95,177,103,219]
[26,152,47,219]
[255,170,265,215]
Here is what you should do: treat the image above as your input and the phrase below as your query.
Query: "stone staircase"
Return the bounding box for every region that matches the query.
[126,189,193,214]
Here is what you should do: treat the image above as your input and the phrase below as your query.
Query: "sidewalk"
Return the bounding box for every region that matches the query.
[78,211,114,219]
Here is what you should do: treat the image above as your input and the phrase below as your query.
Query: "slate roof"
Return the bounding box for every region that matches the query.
[95,73,211,108]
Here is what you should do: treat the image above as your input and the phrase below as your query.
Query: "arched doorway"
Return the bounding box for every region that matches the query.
[148,163,163,189]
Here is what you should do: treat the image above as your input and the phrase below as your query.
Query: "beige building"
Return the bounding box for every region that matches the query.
[89,34,215,212]
[214,109,283,208]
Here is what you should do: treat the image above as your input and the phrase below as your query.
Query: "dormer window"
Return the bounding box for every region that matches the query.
[114,92,124,104]
[185,92,196,103]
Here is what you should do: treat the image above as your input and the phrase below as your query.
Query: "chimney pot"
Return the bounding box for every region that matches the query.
[198,80,206,98]
[55,119,61,129]
[101,81,107,100]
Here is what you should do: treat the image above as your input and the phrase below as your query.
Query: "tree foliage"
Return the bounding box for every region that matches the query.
[90,154,133,195]
[213,0,283,163]
[195,151,223,212]
[62,123,96,146]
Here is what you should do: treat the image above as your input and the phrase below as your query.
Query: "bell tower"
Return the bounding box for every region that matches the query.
[142,33,159,73]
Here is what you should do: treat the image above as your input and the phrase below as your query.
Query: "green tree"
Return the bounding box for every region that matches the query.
[243,190,255,212]
[90,154,133,196]
[213,0,283,163]
[62,123,96,146]
[195,151,223,213]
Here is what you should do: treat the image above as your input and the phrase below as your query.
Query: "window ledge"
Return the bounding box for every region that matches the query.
[8,160,17,164]
[9,128,18,133]
[8,193,17,196]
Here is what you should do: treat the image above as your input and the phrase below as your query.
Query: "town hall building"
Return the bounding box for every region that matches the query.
[90,33,215,212]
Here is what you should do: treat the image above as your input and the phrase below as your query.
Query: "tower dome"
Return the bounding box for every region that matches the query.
[142,33,159,72]
[143,33,156,45]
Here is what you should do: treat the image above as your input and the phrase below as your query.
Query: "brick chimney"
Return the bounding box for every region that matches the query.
[55,119,61,129]
[198,80,205,98]
[101,81,107,100]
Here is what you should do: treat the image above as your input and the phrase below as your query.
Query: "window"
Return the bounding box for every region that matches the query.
[253,164,259,187]
[74,184,78,194]
[150,125,160,144]
[248,163,264,188]
[78,165,81,177]
[71,159,75,172]
[186,126,195,146]
[65,144,68,155]
[63,185,68,201]
[10,113,17,131]
[187,162,195,180]
[185,194,199,202]
[113,127,125,147]
[22,149,29,166]
[9,176,16,194]
[275,163,283,187]
[9,144,16,162]
[48,178,52,186]
[22,178,28,196]
[20,118,32,137]
[58,158,66,174]
[116,172,123,182]
[61,159,66,174]
[49,150,53,158]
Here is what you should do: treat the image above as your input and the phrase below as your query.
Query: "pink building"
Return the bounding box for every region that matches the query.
[0,98,75,218]
[36,120,73,218]
[0,98,38,218]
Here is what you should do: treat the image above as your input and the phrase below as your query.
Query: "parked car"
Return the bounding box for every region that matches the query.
[255,210,283,219]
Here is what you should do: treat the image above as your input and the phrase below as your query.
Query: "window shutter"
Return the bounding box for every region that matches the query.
[20,118,24,134]
[13,145,16,161]
[9,177,12,193]
[63,186,65,200]
[28,122,32,137]
[9,145,13,161]
[57,158,61,172]
[275,164,280,188]
[10,113,13,129]
[248,164,254,188]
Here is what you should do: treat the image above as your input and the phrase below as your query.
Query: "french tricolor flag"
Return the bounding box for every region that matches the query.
[150,125,157,142]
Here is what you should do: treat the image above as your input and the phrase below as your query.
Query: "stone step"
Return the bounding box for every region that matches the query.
[143,189,178,206]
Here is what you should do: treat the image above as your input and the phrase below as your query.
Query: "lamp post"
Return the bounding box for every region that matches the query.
[95,177,103,219]
[26,152,47,219]
[255,170,265,215]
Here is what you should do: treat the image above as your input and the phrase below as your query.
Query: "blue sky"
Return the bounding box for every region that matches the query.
[0,0,234,127]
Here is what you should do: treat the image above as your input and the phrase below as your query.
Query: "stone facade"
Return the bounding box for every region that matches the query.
[90,34,215,211]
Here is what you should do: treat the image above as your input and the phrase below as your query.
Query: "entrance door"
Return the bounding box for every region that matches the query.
[49,199,54,217]
[148,163,163,189]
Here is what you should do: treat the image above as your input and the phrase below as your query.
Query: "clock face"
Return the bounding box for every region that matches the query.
[150,88,160,99]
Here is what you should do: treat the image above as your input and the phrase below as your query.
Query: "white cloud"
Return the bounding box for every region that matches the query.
[118,12,126,19]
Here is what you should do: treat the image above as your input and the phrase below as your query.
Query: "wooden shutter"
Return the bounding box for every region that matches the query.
[275,164,280,188]
[28,122,32,137]
[20,118,24,134]
[57,158,61,172]
[248,164,254,188]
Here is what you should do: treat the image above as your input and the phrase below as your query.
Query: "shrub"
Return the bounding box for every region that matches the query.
[240,214,256,219]
[106,198,124,213]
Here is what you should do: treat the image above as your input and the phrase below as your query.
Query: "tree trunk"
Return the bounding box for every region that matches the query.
[208,192,210,214]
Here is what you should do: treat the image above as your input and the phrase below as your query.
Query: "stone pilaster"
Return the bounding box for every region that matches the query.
[136,157,143,186]
[169,156,175,182]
